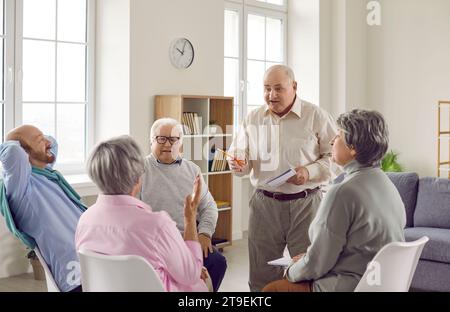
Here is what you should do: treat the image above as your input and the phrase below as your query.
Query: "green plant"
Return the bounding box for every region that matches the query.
[382,150,403,172]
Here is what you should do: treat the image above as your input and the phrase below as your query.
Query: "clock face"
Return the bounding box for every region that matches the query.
[169,38,194,69]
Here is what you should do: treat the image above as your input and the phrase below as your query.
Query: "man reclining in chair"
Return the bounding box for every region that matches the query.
[0,125,86,292]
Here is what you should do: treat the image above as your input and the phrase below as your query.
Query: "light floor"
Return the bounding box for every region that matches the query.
[0,239,250,292]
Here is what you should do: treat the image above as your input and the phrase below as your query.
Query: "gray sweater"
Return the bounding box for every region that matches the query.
[287,160,406,292]
[139,154,218,237]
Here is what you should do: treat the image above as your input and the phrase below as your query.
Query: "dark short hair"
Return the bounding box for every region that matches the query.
[337,109,389,166]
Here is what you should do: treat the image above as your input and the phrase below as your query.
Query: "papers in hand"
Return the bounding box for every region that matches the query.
[267,256,292,269]
[263,168,297,188]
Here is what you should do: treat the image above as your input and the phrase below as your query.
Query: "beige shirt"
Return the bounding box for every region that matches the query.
[229,97,338,194]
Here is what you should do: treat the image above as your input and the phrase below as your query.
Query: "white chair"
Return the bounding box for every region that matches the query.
[354,236,429,292]
[78,249,165,292]
[34,248,60,292]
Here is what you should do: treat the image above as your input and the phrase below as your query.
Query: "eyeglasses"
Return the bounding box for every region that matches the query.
[154,136,180,145]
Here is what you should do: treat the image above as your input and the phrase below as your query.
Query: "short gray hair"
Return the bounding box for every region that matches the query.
[87,135,144,195]
[150,118,184,141]
[264,65,296,83]
[337,109,389,166]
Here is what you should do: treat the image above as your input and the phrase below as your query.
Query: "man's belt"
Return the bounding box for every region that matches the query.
[259,187,320,201]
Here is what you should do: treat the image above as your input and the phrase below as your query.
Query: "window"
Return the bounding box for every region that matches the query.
[256,0,284,4]
[1,0,6,141]
[2,0,94,173]
[224,0,286,126]
[224,7,241,131]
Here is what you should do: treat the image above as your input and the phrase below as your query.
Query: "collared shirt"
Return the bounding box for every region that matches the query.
[140,154,218,238]
[0,138,82,292]
[286,160,406,291]
[230,97,338,194]
[75,194,207,292]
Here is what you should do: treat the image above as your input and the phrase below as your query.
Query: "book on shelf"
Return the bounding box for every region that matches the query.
[181,112,201,135]
[209,146,229,172]
[215,201,231,208]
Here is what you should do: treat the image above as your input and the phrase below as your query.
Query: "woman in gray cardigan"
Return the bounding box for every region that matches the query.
[263,109,406,292]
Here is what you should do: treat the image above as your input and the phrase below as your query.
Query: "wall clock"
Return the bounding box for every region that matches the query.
[169,38,194,69]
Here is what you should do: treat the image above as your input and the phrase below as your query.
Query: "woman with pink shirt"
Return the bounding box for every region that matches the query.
[75,135,210,292]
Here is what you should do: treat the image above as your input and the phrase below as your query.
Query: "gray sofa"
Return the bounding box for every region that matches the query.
[387,172,450,292]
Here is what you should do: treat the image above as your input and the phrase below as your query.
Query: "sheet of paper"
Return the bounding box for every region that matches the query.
[267,256,292,268]
[263,168,297,188]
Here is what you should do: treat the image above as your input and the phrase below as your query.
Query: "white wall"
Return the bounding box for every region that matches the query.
[97,0,248,239]
[127,0,247,239]
[288,0,320,106]
[129,0,224,153]
[314,0,450,177]
[366,0,450,177]
[95,0,131,143]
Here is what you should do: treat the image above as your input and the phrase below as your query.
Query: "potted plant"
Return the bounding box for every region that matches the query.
[382,150,404,172]
[27,250,45,281]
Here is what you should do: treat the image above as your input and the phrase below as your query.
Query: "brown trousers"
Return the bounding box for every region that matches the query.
[262,279,313,292]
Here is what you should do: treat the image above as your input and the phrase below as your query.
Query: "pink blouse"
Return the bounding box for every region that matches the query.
[75,195,207,292]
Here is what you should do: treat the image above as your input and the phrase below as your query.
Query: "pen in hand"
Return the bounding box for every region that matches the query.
[216,148,246,167]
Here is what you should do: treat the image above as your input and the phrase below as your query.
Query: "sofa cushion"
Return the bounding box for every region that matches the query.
[405,227,450,263]
[414,178,450,228]
[386,172,419,228]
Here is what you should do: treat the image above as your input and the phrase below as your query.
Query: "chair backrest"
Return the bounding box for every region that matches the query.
[354,236,429,292]
[78,249,166,292]
[34,248,60,292]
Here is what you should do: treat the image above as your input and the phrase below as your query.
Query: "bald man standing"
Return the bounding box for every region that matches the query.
[0,125,86,292]
[228,65,337,291]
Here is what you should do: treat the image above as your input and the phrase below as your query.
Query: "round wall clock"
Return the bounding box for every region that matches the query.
[169,38,194,69]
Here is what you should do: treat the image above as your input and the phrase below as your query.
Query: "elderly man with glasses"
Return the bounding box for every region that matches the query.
[139,118,227,292]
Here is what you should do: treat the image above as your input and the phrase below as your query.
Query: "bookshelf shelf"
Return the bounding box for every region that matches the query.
[155,95,235,248]
[183,134,233,139]
[207,171,232,176]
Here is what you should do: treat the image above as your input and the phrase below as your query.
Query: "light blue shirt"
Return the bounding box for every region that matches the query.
[0,137,82,292]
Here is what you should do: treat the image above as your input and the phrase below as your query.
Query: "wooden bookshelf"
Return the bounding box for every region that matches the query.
[438,101,450,178]
[155,95,234,248]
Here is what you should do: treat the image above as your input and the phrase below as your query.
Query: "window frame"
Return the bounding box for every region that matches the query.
[3,0,15,139]
[224,1,244,130]
[245,0,287,13]
[11,0,95,174]
[224,0,287,125]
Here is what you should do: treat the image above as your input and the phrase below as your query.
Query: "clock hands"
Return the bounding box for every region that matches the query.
[176,47,184,55]
[182,40,187,53]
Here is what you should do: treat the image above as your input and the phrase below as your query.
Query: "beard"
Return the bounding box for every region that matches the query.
[30,148,55,164]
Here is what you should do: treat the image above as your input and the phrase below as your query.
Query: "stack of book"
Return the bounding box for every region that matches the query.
[215,201,231,209]
[181,112,201,135]
[209,149,229,172]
